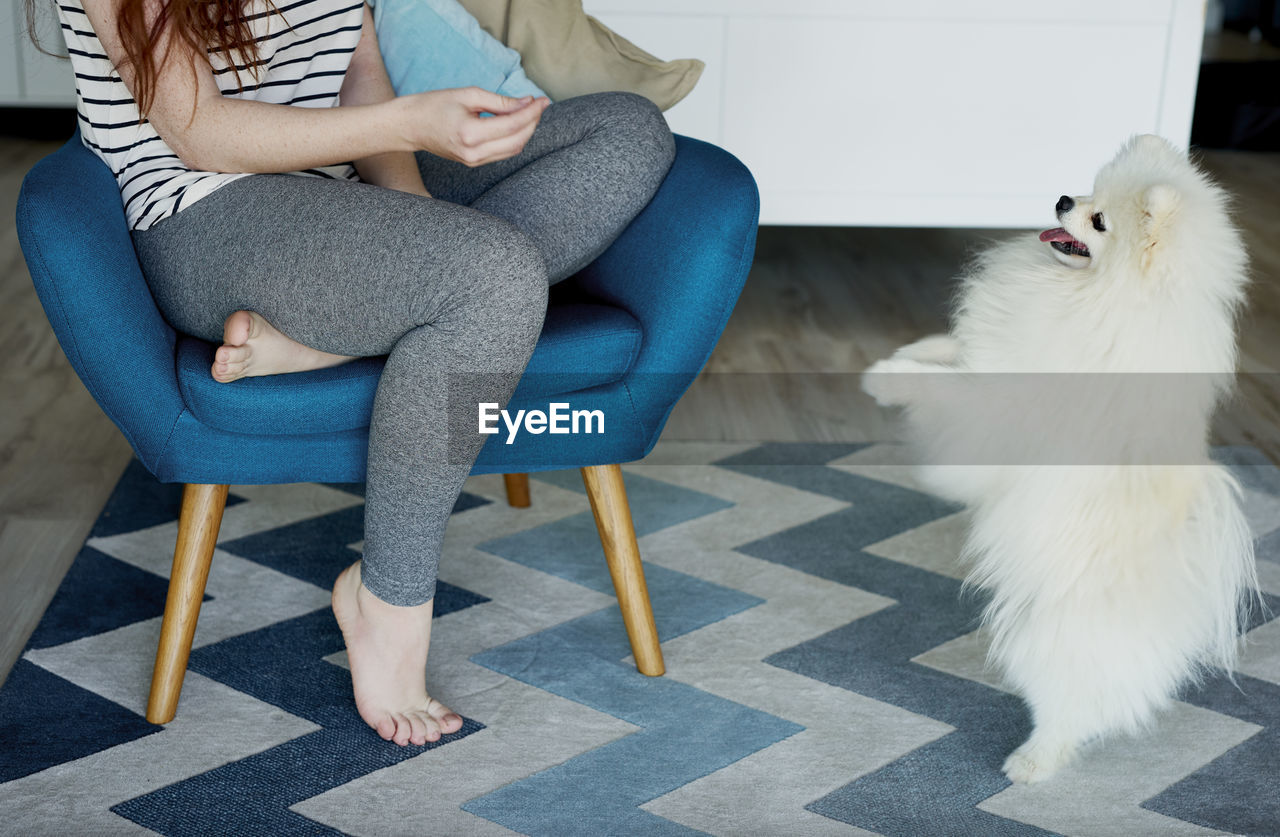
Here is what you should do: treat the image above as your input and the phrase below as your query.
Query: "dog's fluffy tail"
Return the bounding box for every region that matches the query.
[1191,464,1260,675]
[969,463,1257,740]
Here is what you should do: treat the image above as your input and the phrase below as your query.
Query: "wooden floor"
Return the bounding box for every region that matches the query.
[2,135,1278,686]
[2,137,136,687]
[663,150,1280,451]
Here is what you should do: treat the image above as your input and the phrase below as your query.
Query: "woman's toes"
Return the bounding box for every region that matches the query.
[216,343,250,365]
[406,712,429,746]
[391,713,415,746]
[371,713,396,742]
[426,699,463,735]
[212,360,248,383]
[212,334,254,382]
[222,310,254,347]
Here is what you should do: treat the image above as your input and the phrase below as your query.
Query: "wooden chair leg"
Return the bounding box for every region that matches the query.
[146,483,229,724]
[503,473,531,508]
[580,464,665,676]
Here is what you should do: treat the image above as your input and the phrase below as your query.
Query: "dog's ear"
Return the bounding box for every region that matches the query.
[1141,184,1180,272]
[1133,134,1182,160]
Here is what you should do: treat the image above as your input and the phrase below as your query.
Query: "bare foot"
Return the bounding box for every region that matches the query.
[212,310,355,383]
[331,561,464,746]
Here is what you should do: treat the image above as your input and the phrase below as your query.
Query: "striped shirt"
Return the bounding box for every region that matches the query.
[57,0,365,231]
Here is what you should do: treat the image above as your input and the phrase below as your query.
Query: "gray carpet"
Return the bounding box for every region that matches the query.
[1,441,1277,835]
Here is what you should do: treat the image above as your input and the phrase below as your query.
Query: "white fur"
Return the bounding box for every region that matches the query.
[862,135,1258,783]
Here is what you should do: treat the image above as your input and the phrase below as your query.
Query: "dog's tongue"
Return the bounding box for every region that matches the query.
[1039,227,1074,243]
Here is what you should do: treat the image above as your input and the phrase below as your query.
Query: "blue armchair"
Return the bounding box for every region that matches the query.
[17,131,757,724]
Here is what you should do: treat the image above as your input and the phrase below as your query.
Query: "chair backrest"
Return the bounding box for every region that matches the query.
[16,132,188,469]
[572,135,760,442]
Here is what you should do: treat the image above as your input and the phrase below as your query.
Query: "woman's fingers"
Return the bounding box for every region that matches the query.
[405,88,550,166]
[460,88,535,115]
[465,117,541,166]
[462,97,546,142]
[458,87,549,116]
[452,95,548,166]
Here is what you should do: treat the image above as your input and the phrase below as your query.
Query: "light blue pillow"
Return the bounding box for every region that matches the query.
[368,0,548,100]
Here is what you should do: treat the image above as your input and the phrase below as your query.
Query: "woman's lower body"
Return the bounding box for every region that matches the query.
[129,91,675,742]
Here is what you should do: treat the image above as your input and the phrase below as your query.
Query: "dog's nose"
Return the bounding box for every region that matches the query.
[1056,195,1075,214]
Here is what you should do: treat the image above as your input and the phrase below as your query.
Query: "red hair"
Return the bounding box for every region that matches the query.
[27,0,277,117]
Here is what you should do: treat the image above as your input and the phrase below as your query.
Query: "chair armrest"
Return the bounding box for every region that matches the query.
[569,135,759,441]
[16,135,188,470]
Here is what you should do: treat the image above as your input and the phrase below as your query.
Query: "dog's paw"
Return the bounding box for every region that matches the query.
[1002,739,1076,784]
[862,359,907,406]
[862,357,942,407]
[893,334,961,364]
[1002,749,1052,784]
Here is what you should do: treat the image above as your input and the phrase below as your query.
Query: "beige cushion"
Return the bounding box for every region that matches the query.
[457,0,703,111]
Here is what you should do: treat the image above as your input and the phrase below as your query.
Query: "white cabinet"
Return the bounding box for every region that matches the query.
[4,0,1206,228]
[586,0,1206,227]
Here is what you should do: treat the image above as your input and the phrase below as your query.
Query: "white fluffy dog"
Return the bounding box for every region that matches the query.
[862,135,1258,783]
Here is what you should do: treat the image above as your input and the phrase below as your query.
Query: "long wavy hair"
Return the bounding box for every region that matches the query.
[25,0,275,118]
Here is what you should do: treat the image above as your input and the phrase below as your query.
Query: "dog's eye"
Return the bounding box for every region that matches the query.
[1091,212,1107,232]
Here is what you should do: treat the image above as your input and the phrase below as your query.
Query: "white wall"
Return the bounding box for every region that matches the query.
[3,0,75,106]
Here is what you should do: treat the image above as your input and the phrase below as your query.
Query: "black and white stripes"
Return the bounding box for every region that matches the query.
[57,0,364,231]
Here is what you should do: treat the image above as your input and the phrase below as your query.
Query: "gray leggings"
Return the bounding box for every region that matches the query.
[130,92,676,606]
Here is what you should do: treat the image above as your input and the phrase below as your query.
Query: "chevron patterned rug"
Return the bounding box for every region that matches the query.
[3,442,1279,836]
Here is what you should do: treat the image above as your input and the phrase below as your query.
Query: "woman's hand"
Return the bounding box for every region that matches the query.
[81,0,548,176]
[397,89,550,167]
[337,7,548,194]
